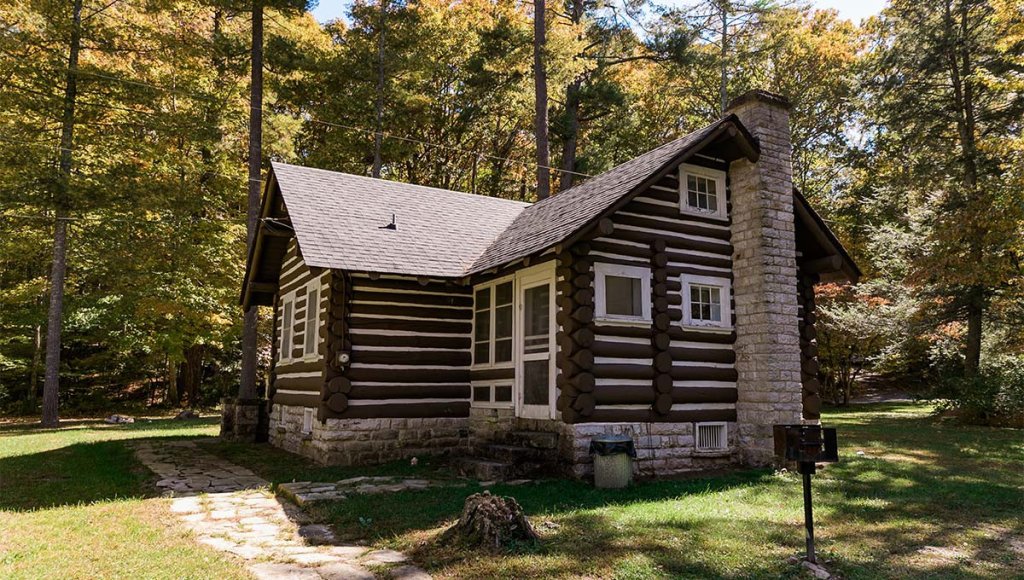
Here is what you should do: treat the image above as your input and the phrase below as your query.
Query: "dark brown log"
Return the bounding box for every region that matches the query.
[348,317,472,334]
[349,384,469,399]
[573,288,594,304]
[274,375,322,392]
[655,373,673,393]
[274,360,323,374]
[654,352,672,373]
[623,199,731,226]
[592,341,652,359]
[325,401,470,419]
[326,393,349,413]
[669,366,738,381]
[471,367,516,381]
[802,377,821,395]
[354,276,469,295]
[802,325,817,341]
[664,250,731,269]
[592,364,654,380]
[346,367,469,383]
[571,242,591,256]
[802,358,820,376]
[669,347,736,364]
[667,327,736,344]
[653,393,672,415]
[653,332,670,350]
[592,240,649,260]
[349,303,472,320]
[561,406,579,423]
[330,321,346,336]
[327,376,352,394]
[652,253,668,268]
[556,266,573,281]
[804,311,817,326]
[595,217,615,236]
[351,332,470,350]
[356,350,471,366]
[351,290,473,308]
[654,269,668,283]
[653,282,667,297]
[573,393,596,415]
[572,274,592,289]
[573,327,596,347]
[654,296,669,312]
[803,393,822,419]
[612,226,733,255]
[612,213,731,242]
[569,372,595,392]
[654,313,670,331]
[803,342,819,358]
[273,391,320,407]
[572,306,594,324]
[571,349,594,369]
[572,258,593,274]
[651,239,667,253]
[557,251,573,266]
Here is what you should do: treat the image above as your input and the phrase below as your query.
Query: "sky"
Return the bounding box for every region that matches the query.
[310,0,888,25]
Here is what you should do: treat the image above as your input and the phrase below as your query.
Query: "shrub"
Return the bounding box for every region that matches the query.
[930,356,1024,427]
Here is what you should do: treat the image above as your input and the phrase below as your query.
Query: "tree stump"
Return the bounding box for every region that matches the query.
[440,491,539,550]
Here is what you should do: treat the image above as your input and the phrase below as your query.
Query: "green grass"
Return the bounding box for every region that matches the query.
[1,404,1021,579]
[0,417,249,579]
[204,403,1024,579]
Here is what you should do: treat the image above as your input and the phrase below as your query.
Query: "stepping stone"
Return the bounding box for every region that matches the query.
[325,545,369,559]
[317,562,376,580]
[390,565,431,579]
[289,552,340,566]
[297,524,336,545]
[361,549,408,565]
[249,562,321,580]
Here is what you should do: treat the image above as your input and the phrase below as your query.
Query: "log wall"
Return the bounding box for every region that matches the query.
[271,239,329,409]
[569,160,739,424]
[797,269,822,419]
[319,273,473,420]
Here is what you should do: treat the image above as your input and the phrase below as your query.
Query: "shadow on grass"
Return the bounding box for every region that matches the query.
[0,416,221,438]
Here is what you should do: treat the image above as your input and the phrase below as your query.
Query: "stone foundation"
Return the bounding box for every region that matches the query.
[220,398,268,442]
[269,404,471,465]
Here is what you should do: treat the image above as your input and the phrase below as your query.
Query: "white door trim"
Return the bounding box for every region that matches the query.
[514,261,557,420]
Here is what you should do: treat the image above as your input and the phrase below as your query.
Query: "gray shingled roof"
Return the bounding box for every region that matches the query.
[273,162,528,277]
[273,116,739,279]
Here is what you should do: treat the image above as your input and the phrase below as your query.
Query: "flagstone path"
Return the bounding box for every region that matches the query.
[134,440,429,580]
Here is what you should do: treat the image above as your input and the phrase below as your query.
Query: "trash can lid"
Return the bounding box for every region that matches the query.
[589,434,637,457]
[592,434,633,443]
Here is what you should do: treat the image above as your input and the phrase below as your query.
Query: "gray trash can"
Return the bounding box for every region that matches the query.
[589,434,636,489]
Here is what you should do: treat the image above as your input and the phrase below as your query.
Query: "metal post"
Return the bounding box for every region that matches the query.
[802,467,816,563]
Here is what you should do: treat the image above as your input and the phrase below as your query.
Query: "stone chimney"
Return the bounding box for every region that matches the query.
[725,90,804,466]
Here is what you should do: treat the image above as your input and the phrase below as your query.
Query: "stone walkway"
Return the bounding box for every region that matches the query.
[134,441,429,580]
[278,476,446,506]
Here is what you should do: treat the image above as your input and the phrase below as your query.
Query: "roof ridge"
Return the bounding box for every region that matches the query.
[271,161,532,208]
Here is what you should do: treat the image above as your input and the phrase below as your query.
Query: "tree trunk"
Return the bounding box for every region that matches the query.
[41,0,83,428]
[182,344,204,407]
[167,355,180,406]
[28,323,42,406]
[559,81,581,193]
[718,2,728,114]
[372,0,387,178]
[964,288,983,375]
[239,0,263,401]
[533,0,550,200]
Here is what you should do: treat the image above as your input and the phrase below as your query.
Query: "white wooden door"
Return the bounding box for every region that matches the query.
[516,269,555,420]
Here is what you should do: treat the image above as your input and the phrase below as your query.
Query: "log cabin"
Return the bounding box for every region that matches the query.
[241,90,859,478]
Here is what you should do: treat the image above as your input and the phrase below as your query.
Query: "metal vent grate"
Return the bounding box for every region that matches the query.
[302,408,314,434]
[696,422,727,451]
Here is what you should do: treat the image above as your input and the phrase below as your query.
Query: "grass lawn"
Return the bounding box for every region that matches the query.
[1,403,1020,579]
[0,417,248,579]
[203,403,1024,579]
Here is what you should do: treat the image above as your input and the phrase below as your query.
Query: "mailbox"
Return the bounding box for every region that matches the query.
[773,424,838,470]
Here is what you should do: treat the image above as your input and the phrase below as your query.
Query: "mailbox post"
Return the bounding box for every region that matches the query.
[774,425,838,564]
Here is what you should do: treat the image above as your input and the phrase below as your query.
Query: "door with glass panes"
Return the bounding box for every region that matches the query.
[516,268,555,419]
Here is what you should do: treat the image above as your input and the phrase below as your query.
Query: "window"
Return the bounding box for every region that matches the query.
[682,275,732,329]
[695,422,727,451]
[301,407,314,435]
[280,298,294,362]
[679,164,727,219]
[473,280,513,366]
[595,263,651,323]
[472,383,513,407]
[303,283,319,358]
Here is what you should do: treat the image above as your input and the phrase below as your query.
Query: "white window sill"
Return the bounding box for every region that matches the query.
[471,403,514,410]
[595,317,651,328]
[680,324,734,334]
[471,363,515,371]
[680,207,728,222]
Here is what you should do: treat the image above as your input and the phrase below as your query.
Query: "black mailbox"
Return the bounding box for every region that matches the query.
[774,424,838,467]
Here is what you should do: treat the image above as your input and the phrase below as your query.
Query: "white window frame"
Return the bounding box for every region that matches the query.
[470,381,514,409]
[681,274,732,331]
[280,295,295,364]
[679,163,727,220]
[301,407,314,435]
[594,263,651,326]
[695,421,728,452]
[302,280,321,361]
[471,275,515,369]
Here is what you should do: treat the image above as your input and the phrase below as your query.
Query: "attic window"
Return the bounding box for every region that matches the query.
[680,164,727,220]
[594,263,651,324]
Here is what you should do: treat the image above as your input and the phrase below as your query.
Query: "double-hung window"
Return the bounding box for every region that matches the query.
[680,164,727,220]
[594,263,651,324]
[472,382,513,407]
[473,279,513,366]
[280,298,295,363]
[303,282,320,359]
[682,274,732,329]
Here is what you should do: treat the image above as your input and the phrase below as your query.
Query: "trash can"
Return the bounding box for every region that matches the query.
[589,434,636,489]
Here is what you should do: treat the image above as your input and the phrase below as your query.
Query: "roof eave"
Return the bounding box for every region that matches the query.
[793,188,861,284]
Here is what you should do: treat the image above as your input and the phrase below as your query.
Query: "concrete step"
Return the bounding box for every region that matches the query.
[484,444,547,464]
[453,457,513,481]
[509,430,559,450]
